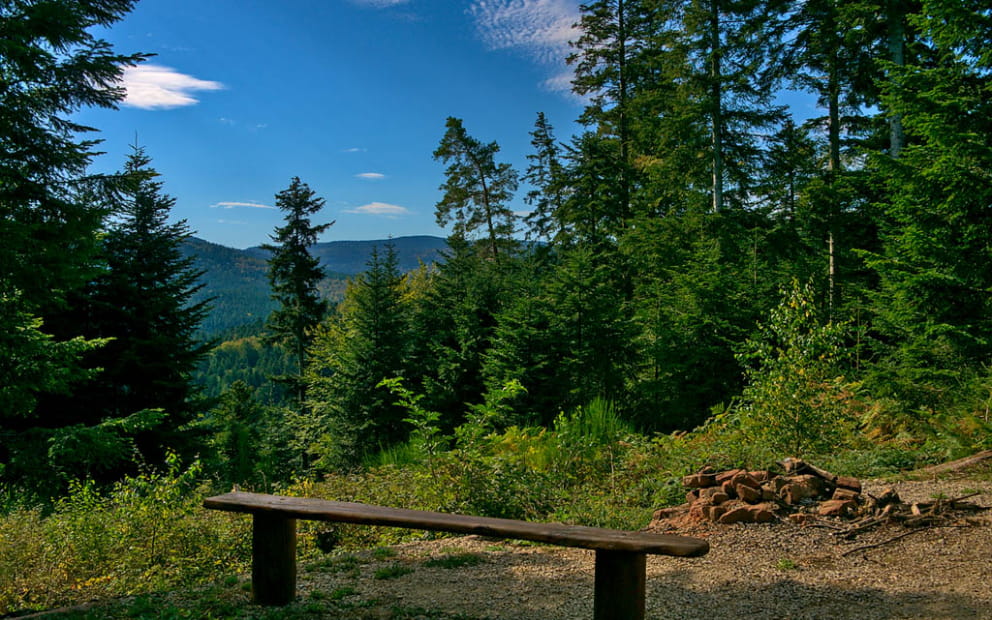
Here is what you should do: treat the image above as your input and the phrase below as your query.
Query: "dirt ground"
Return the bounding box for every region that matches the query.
[302,475,992,619]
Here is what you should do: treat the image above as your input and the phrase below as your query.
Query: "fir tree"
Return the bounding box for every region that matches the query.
[37,147,211,476]
[0,0,145,489]
[522,112,568,244]
[307,244,410,469]
[263,177,333,406]
[868,0,992,412]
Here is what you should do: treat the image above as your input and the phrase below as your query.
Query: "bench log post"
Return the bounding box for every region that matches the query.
[252,513,297,605]
[593,550,646,620]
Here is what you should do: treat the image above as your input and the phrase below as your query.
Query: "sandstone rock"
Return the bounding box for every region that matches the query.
[702,505,727,521]
[717,502,775,524]
[652,505,689,521]
[717,505,753,524]
[746,503,777,523]
[700,486,727,501]
[835,476,862,493]
[715,469,744,484]
[819,499,856,517]
[735,483,762,504]
[768,476,789,493]
[749,470,772,483]
[731,472,761,490]
[780,474,824,505]
[759,484,777,501]
[710,492,730,505]
[832,488,860,502]
[686,489,700,503]
[721,480,738,499]
[683,472,718,488]
[788,513,817,526]
[688,502,707,522]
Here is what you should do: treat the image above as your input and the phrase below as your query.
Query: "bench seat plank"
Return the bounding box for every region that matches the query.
[204,492,708,557]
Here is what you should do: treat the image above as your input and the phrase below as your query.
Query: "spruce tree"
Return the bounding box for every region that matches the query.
[0,0,145,489]
[263,177,333,406]
[37,146,211,477]
[308,244,410,469]
[868,0,992,412]
[522,112,567,244]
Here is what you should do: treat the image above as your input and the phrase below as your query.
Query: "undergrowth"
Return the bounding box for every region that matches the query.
[1,391,987,617]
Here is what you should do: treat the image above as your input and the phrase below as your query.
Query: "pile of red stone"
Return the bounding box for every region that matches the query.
[650,458,864,527]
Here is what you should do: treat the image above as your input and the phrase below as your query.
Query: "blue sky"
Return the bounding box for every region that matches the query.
[77,0,585,248]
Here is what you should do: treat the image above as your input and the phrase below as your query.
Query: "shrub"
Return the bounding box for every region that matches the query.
[0,455,250,615]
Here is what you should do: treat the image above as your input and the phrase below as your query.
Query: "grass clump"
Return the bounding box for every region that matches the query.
[374,563,414,580]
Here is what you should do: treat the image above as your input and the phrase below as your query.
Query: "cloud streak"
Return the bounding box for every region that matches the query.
[345,202,410,217]
[211,201,276,210]
[355,172,386,180]
[122,64,224,110]
[469,0,580,71]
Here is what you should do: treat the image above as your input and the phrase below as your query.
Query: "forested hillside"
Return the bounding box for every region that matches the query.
[182,236,446,337]
[2,0,992,614]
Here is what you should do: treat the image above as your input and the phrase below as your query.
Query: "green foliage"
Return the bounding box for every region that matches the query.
[0,0,145,490]
[422,552,484,569]
[37,147,212,476]
[263,177,334,406]
[432,117,519,261]
[0,291,107,420]
[373,564,414,580]
[732,280,862,458]
[307,245,412,471]
[0,456,249,615]
[379,377,449,463]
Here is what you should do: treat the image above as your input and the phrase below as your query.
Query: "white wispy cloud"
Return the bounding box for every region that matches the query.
[349,0,409,7]
[469,0,580,67]
[342,147,368,153]
[122,64,224,110]
[210,201,276,210]
[355,172,386,180]
[345,202,410,217]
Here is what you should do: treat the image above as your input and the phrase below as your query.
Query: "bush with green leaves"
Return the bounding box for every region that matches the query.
[731,281,864,459]
[0,454,250,615]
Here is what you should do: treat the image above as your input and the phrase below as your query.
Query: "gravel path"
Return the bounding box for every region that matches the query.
[302,477,992,619]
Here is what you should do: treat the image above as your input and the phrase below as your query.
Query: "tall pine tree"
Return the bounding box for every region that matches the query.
[433,117,519,263]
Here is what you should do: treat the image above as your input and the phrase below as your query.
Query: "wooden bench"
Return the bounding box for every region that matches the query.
[204,492,709,620]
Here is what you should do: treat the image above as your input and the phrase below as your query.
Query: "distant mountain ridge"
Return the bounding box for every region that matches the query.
[243,235,447,275]
[182,235,447,337]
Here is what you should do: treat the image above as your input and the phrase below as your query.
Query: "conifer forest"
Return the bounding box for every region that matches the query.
[2,0,992,614]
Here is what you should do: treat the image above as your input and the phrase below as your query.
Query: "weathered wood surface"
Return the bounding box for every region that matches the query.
[919,450,992,476]
[594,550,646,620]
[204,492,709,557]
[252,514,296,605]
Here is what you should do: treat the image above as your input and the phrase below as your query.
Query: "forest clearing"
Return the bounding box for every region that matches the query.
[3,1,992,618]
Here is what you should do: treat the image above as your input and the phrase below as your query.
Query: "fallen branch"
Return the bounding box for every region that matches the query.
[919,450,992,477]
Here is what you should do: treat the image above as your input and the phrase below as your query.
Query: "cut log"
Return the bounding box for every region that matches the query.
[919,450,992,476]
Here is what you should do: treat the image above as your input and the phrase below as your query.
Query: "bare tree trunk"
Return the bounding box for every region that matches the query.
[710,0,724,213]
[886,0,906,158]
[827,48,841,316]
